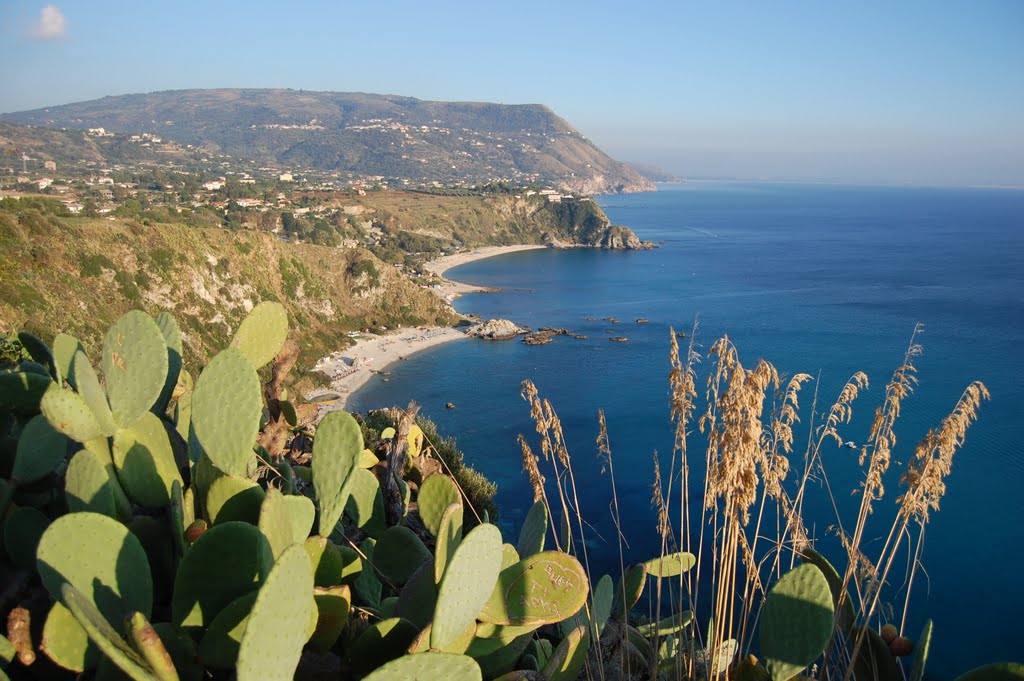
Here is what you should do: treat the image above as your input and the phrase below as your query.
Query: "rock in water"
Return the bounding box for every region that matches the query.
[465,319,528,340]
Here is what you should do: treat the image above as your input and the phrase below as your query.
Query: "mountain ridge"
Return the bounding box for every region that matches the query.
[3,88,655,195]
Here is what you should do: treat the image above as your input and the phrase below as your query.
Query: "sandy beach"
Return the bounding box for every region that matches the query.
[307,244,547,411]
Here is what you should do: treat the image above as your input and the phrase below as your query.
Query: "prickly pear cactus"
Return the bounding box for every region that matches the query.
[206,474,265,525]
[40,382,104,443]
[197,592,258,669]
[374,525,432,585]
[612,563,647,621]
[760,563,834,681]
[11,414,68,484]
[644,551,696,578]
[73,350,117,437]
[345,467,386,537]
[230,301,288,369]
[543,625,591,681]
[479,551,590,627]
[418,473,461,537]
[153,311,183,415]
[40,600,97,671]
[111,411,183,507]
[361,652,483,681]
[516,500,547,557]
[954,663,1024,681]
[432,523,503,650]
[910,619,933,681]
[801,547,856,631]
[102,310,169,428]
[3,507,49,570]
[190,347,262,477]
[236,543,314,681]
[435,501,464,584]
[312,410,363,536]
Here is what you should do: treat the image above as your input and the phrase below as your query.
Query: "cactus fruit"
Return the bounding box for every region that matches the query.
[197,592,258,669]
[40,382,104,443]
[183,520,207,545]
[479,550,589,627]
[312,410,364,536]
[760,563,835,681]
[516,500,547,557]
[309,585,351,653]
[612,563,647,621]
[236,544,314,681]
[361,652,482,681]
[65,448,116,516]
[435,502,464,584]
[880,623,898,644]
[801,547,856,632]
[172,522,269,631]
[205,475,265,525]
[644,551,696,578]
[112,411,184,507]
[346,618,420,677]
[36,512,154,624]
[374,525,432,585]
[542,625,590,681]
[431,523,503,650]
[909,619,933,681]
[345,467,387,537]
[40,600,98,671]
[102,311,169,428]
[890,637,914,657]
[395,561,438,629]
[418,474,461,537]
[229,301,288,370]
[3,507,49,570]
[73,350,118,437]
[60,584,159,681]
[153,312,183,416]
[190,348,262,476]
[12,413,69,484]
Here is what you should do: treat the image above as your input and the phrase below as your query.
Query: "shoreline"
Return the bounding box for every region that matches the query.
[307,244,547,412]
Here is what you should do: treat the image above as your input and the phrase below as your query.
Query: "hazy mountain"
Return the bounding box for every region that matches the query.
[3,89,654,194]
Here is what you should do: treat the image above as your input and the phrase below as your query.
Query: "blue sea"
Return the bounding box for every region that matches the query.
[351,182,1024,675]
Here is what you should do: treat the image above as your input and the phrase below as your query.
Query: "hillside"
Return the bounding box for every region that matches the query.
[2,89,655,194]
[0,202,457,379]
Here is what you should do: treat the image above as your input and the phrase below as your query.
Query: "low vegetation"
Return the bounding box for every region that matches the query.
[0,304,1019,681]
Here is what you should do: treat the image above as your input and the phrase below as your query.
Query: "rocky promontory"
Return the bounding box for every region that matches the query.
[465,319,528,340]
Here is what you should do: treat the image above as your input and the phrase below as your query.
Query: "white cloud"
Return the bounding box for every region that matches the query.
[30,5,67,40]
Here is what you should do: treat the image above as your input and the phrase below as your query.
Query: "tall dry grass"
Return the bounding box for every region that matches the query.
[515,324,987,680]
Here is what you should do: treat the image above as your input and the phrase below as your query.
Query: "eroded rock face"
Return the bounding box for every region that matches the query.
[465,319,528,340]
[596,225,656,250]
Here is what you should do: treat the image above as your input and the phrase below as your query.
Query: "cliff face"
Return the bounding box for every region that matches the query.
[3,89,654,195]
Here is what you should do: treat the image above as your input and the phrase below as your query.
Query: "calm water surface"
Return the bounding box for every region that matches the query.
[351,182,1024,675]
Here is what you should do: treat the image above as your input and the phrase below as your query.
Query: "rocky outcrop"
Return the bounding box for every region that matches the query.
[465,319,528,340]
[594,225,656,250]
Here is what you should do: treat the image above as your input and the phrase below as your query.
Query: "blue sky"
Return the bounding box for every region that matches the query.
[1,1,1021,186]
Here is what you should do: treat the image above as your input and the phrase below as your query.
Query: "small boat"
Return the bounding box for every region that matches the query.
[446,402,456,410]
[636,318,649,324]
[609,337,630,343]
[676,332,687,339]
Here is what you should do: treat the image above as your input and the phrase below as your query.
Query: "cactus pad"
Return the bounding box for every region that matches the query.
[52,333,85,387]
[309,585,351,653]
[435,501,464,584]
[206,474,265,525]
[12,413,69,484]
[353,537,382,608]
[102,310,169,428]
[112,411,183,507]
[37,512,153,623]
[73,350,117,437]
[172,521,269,631]
[198,592,258,669]
[644,551,696,578]
[418,474,461,537]
[542,625,590,681]
[0,369,52,412]
[363,652,482,681]
[346,618,420,677]
[40,600,98,672]
[432,523,503,649]
[230,302,288,369]
[516,500,547,557]
[282,493,315,543]
[235,544,314,681]
[190,348,261,476]
[375,525,432,585]
[257,487,295,565]
[612,563,647,621]
[312,410,363,536]
[479,551,590,627]
[345,467,386,537]
[954,664,1024,681]
[760,563,834,681]
[801,547,856,632]
[40,382,103,443]
[60,584,156,681]
[910,619,933,681]
[395,560,438,629]
[153,312,183,416]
